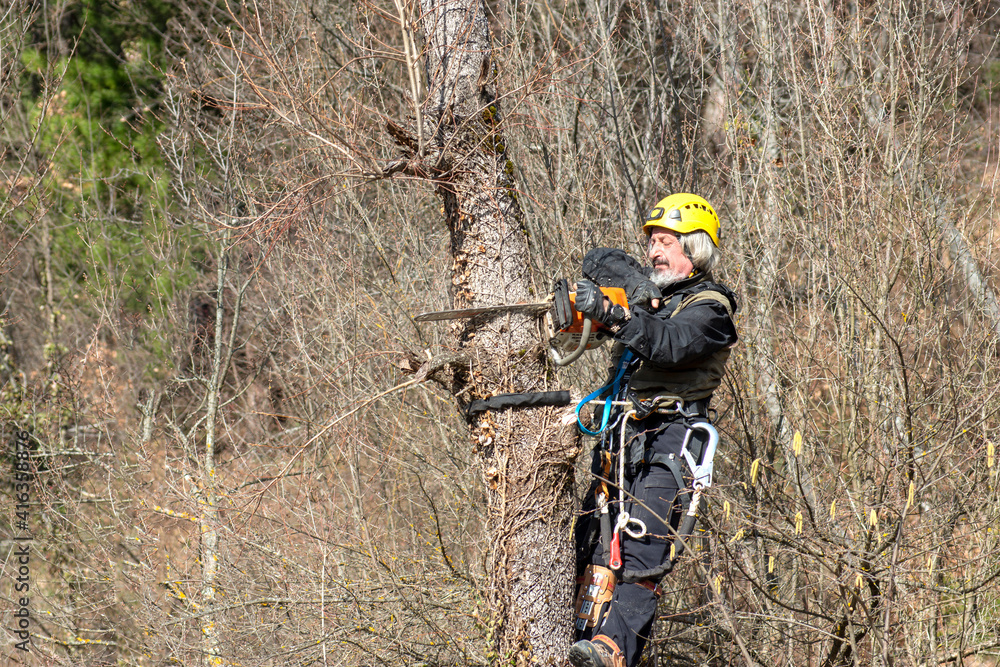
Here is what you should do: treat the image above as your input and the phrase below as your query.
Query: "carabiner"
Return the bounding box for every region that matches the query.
[680,422,719,490]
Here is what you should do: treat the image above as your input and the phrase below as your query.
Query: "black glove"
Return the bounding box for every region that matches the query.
[628,279,661,309]
[583,248,660,310]
[575,279,629,329]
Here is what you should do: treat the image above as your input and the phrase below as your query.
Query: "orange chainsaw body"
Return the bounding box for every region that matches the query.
[566,286,629,335]
[545,281,629,358]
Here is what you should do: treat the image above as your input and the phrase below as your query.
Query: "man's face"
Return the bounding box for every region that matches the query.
[647,228,694,288]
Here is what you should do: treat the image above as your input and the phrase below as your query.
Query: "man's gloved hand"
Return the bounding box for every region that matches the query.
[583,248,661,311]
[575,279,630,329]
[628,279,662,309]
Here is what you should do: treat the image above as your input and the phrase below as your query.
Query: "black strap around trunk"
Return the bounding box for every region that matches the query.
[464,390,572,421]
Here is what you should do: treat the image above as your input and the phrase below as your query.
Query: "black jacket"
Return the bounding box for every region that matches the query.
[583,247,738,399]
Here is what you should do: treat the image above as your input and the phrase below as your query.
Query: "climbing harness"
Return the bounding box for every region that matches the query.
[575,332,722,588]
[579,386,720,577]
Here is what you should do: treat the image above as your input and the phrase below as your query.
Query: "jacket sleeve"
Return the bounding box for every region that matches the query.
[611,298,737,367]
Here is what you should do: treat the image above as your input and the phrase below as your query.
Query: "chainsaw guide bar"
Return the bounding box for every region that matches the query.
[414,301,552,322]
[414,279,628,366]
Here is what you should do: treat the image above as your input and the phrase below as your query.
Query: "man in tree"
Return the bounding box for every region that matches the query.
[568,193,739,667]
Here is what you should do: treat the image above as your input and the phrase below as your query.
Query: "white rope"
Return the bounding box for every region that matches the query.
[612,409,648,540]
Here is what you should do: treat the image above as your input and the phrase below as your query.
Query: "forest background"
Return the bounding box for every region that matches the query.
[3,0,1000,665]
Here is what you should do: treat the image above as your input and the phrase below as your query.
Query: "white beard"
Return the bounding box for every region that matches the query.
[650,266,690,289]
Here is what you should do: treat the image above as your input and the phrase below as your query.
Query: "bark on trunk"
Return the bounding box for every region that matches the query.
[417,0,579,662]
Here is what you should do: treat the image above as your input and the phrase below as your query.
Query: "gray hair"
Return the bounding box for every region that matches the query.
[679,230,721,274]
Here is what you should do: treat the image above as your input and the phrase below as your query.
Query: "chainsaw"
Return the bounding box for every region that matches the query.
[414,278,628,366]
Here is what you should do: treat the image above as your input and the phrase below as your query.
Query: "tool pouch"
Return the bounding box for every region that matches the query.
[574,564,617,632]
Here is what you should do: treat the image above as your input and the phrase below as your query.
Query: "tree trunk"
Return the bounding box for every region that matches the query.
[200,230,232,667]
[418,0,578,662]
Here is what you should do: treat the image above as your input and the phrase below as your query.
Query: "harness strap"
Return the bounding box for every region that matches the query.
[646,451,691,510]
[661,291,687,315]
[634,579,662,597]
[621,497,702,583]
[628,394,711,420]
[600,498,614,567]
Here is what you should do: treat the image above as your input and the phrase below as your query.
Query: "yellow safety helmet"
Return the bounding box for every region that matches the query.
[642,193,720,247]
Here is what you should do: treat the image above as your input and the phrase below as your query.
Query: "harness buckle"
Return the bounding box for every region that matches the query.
[628,394,684,420]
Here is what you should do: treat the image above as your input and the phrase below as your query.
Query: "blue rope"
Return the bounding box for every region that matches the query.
[576,350,634,435]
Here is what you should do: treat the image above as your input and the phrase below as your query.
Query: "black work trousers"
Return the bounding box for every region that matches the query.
[575,413,708,667]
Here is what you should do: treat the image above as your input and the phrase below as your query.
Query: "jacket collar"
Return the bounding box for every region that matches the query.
[660,271,711,297]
